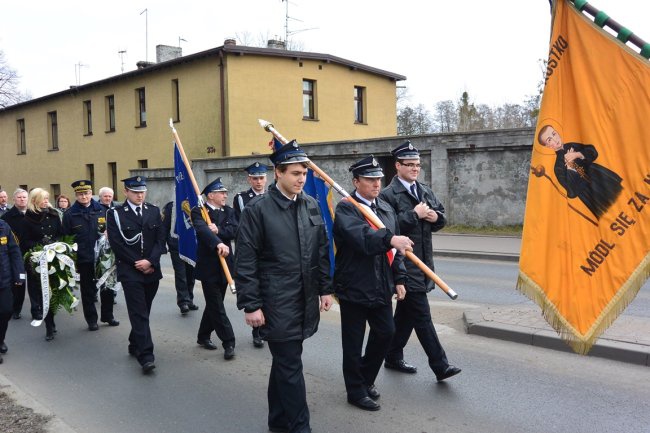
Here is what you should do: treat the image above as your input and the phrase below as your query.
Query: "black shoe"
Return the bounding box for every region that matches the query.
[188,303,199,311]
[45,331,54,341]
[224,346,235,360]
[88,323,99,331]
[367,384,380,401]
[197,339,218,350]
[142,361,156,374]
[0,342,7,354]
[268,426,289,433]
[384,359,417,374]
[12,312,21,320]
[179,304,190,315]
[436,365,462,382]
[253,337,265,348]
[101,318,120,326]
[347,396,380,411]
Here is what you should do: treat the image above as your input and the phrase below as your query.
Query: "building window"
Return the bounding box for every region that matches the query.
[48,111,59,150]
[83,100,93,135]
[86,164,95,187]
[138,159,148,169]
[105,95,115,132]
[136,87,146,127]
[171,79,180,122]
[17,119,26,154]
[108,162,118,201]
[50,184,61,199]
[354,86,366,124]
[302,79,317,120]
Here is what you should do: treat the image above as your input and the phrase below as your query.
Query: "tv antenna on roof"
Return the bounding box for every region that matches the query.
[118,50,127,73]
[282,0,317,45]
[75,61,88,86]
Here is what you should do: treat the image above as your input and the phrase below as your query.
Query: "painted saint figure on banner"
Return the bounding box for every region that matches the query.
[538,125,623,220]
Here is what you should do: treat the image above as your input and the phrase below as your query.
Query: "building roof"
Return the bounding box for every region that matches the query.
[1,44,406,112]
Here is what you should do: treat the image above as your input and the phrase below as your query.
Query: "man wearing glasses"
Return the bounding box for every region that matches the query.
[379,141,461,383]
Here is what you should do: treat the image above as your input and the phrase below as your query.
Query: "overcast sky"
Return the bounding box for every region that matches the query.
[2,0,649,110]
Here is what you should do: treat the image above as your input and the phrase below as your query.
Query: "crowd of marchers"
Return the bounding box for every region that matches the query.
[0,140,460,433]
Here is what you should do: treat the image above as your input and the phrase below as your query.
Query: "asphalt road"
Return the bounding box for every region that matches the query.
[1,256,649,433]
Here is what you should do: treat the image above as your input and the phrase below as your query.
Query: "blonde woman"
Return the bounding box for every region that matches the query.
[22,188,63,340]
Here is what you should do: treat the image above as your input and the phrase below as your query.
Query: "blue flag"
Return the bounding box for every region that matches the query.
[303,170,335,275]
[173,142,198,265]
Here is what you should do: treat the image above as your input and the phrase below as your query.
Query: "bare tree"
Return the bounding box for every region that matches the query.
[397,104,433,135]
[0,51,29,108]
[433,100,458,133]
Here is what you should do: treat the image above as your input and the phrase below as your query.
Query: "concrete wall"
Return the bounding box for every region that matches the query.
[134,127,534,226]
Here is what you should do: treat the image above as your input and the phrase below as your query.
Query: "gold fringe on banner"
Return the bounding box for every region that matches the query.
[517,252,650,354]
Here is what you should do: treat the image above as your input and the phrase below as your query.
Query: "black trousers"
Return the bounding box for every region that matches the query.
[170,251,195,306]
[267,340,311,433]
[197,279,235,348]
[11,272,26,316]
[385,291,449,374]
[122,280,159,365]
[0,286,13,343]
[78,262,115,325]
[26,269,43,318]
[339,300,395,400]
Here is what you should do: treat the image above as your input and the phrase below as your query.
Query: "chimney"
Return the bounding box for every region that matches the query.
[267,39,286,50]
[224,38,237,46]
[156,44,182,63]
[136,61,155,69]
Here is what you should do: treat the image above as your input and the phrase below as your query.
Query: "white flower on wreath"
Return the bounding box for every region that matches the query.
[58,278,67,289]
[53,243,66,254]
[46,249,56,263]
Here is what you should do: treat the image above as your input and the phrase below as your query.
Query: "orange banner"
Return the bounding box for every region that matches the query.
[518,0,650,354]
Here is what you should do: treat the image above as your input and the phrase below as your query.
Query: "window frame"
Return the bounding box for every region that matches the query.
[17,118,26,155]
[302,79,317,120]
[48,111,59,151]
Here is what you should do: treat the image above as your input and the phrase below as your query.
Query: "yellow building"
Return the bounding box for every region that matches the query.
[0,41,404,199]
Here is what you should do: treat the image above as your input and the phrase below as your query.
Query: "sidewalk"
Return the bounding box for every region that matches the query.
[432,233,650,367]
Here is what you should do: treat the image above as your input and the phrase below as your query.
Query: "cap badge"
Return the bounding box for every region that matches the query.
[136,176,142,182]
[372,158,378,167]
[255,162,259,167]
[408,143,414,150]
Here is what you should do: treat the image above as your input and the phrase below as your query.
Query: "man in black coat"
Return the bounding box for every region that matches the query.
[162,201,197,315]
[0,219,26,363]
[1,189,30,319]
[63,180,119,331]
[232,161,268,348]
[235,141,333,433]
[379,141,461,382]
[333,155,412,412]
[191,178,237,359]
[106,176,165,374]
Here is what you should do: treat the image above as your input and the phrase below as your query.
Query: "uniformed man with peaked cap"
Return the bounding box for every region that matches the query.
[106,176,165,374]
[63,180,119,331]
[333,154,412,411]
[233,161,269,348]
[191,177,237,359]
[235,140,333,433]
[379,141,461,383]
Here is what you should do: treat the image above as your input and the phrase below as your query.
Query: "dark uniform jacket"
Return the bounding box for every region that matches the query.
[22,208,64,252]
[379,176,446,292]
[235,184,332,342]
[233,188,261,219]
[0,219,25,289]
[191,204,237,283]
[161,201,178,253]
[333,193,408,306]
[1,207,28,254]
[62,199,105,264]
[106,202,165,283]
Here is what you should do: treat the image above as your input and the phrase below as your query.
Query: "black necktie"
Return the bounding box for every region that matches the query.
[135,206,142,218]
[370,202,377,214]
[410,184,419,201]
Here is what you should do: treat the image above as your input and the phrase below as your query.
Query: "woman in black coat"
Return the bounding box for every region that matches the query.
[22,188,64,341]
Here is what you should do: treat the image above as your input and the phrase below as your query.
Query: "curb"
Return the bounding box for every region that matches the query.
[0,373,77,433]
[463,310,650,367]
[434,251,519,262]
